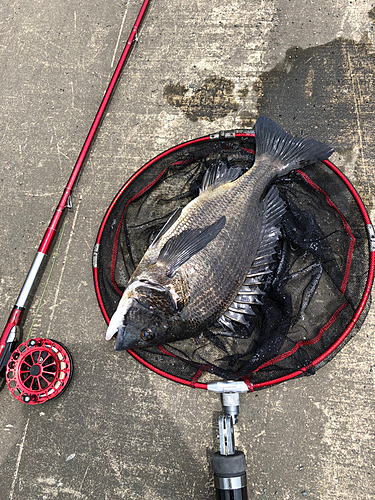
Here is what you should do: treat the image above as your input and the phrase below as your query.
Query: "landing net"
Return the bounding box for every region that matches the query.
[93,130,374,389]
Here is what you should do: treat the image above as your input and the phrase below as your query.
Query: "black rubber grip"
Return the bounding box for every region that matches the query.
[211,451,247,478]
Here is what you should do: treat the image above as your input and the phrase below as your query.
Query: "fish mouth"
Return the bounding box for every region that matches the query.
[114,324,143,351]
[105,298,133,341]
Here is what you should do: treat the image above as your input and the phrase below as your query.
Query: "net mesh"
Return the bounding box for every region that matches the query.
[94,132,372,387]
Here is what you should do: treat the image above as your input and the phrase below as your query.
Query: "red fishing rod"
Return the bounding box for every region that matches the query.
[0,0,152,404]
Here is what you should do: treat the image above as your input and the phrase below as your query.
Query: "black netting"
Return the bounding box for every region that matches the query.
[94,133,372,387]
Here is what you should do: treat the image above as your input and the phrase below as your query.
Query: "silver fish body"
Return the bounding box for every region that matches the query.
[106,117,333,350]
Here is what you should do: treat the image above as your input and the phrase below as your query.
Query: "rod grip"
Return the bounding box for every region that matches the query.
[0,306,23,373]
[211,451,248,500]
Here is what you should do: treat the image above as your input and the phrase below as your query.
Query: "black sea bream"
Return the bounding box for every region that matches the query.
[106,117,333,350]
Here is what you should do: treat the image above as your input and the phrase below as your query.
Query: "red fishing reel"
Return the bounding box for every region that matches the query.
[5,338,73,405]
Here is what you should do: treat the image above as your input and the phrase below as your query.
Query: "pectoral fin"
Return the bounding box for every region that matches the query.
[158,216,226,277]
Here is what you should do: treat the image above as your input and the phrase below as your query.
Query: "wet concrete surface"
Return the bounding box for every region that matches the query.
[0,0,374,499]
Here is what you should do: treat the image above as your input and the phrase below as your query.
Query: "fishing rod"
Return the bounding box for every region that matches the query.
[0,0,152,404]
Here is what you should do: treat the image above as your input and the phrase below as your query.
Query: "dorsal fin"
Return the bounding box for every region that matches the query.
[200,162,242,193]
[157,216,226,278]
[219,186,285,329]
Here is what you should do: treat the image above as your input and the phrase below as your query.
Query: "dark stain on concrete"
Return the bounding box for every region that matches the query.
[239,109,257,128]
[368,7,375,22]
[164,76,244,122]
[237,86,249,100]
[255,36,375,206]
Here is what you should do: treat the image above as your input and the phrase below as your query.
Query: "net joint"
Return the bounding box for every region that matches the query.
[207,381,249,393]
[209,129,254,140]
[367,224,375,252]
[93,244,100,268]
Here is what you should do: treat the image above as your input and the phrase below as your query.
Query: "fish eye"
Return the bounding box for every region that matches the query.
[141,328,155,341]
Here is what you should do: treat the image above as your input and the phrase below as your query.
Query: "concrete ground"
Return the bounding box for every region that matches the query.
[0,0,374,498]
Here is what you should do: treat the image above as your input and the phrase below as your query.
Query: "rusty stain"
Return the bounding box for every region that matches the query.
[163,77,242,122]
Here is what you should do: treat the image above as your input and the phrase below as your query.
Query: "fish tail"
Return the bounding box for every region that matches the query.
[254,117,334,176]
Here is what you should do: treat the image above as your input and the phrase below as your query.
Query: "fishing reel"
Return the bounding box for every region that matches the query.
[2,336,73,405]
[0,266,74,405]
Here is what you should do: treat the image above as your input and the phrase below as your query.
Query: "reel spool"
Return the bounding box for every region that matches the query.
[5,338,73,405]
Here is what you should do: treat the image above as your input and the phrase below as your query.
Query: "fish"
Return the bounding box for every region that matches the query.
[106,116,334,350]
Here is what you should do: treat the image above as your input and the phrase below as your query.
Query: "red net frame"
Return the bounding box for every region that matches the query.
[93,132,374,390]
